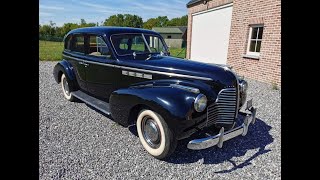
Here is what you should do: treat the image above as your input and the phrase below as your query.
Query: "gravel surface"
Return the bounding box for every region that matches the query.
[39,61,281,179]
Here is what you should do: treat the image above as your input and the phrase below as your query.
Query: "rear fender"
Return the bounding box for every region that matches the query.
[53,60,78,91]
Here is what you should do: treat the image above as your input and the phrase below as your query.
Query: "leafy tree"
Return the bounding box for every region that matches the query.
[156,16,169,27]
[143,18,158,29]
[80,19,86,26]
[180,15,188,26]
[143,16,170,29]
[60,22,79,36]
[104,14,124,26]
[39,24,55,36]
[39,14,188,39]
[104,14,143,28]
[167,15,188,26]
[54,26,64,37]
[123,14,143,28]
[49,20,56,27]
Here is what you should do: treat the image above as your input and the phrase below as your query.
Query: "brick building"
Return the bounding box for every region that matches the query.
[186,0,281,85]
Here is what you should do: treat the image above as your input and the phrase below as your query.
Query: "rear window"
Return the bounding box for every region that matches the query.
[64,35,72,50]
[69,35,85,54]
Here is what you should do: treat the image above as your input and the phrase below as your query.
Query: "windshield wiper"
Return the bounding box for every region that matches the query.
[146,54,152,60]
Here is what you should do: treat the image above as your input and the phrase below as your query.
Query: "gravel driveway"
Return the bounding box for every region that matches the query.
[39,61,281,179]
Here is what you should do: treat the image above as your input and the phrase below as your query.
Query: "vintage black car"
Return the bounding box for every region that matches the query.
[53,27,256,159]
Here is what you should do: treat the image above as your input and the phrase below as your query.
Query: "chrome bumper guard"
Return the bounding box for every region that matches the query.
[187,99,257,150]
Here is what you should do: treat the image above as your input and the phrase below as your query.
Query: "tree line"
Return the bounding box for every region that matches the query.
[39,14,187,41]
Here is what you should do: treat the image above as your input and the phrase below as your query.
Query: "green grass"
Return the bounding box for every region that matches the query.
[169,48,186,59]
[39,41,64,61]
[39,40,186,61]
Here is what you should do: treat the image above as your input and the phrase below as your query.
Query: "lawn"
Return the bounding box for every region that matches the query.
[169,48,186,59]
[39,41,64,61]
[39,40,186,61]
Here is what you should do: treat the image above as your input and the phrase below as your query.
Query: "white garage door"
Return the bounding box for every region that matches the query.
[190,4,233,65]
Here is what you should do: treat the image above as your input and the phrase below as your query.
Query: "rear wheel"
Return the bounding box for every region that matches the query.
[61,73,76,101]
[136,109,177,159]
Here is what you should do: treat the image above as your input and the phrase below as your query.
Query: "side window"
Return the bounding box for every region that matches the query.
[131,36,146,52]
[146,35,164,53]
[64,35,72,50]
[70,35,85,53]
[88,35,111,58]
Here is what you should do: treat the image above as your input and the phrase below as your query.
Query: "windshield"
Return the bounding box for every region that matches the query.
[110,33,168,56]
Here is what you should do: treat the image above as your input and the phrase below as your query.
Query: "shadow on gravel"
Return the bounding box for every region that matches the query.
[165,117,273,173]
[84,102,273,173]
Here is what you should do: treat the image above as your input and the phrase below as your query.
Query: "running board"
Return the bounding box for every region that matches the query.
[71,90,111,115]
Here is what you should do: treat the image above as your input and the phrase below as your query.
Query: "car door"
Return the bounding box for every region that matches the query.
[82,34,120,101]
[63,33,88,91]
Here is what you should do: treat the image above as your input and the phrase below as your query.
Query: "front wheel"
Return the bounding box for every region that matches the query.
[136,109,177,159]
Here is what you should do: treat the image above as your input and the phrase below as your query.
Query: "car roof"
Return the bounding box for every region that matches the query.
[67,26,160,37]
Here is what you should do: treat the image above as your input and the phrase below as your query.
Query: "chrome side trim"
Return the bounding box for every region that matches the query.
[83,59,114,67]
[114,65,213,81]
[170,84,200,94]
[63,54,115,68]
[63,55,213,81]
[122,70,153,79]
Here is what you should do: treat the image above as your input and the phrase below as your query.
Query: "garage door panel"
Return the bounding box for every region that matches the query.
[190,5,233,65]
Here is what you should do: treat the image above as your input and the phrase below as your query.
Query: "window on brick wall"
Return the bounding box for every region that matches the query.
[246,25,264,56]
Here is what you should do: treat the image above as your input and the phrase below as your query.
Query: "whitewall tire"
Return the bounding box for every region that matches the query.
[61,73,75,101]
[136,109,177,159]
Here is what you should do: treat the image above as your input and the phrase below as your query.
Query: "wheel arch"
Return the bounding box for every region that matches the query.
[53,60,79,91]
[109,86,200,135]
[128,104,153,126]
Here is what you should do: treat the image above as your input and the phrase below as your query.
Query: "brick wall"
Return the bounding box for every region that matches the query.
[187,0,281,85]
[227,0,281,85]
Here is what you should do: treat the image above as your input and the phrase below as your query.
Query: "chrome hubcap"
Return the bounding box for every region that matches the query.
[63,77,70,95]
[142,116,161,148]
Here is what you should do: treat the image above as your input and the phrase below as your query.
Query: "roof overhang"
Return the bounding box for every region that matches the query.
[187,0,206,8]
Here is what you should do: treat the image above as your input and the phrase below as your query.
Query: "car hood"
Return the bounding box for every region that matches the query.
[118,56,238,88]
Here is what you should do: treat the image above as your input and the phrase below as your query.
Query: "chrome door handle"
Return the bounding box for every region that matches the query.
[79,62,89,66]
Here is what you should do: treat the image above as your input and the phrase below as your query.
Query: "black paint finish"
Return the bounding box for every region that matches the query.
[53,27,245,138]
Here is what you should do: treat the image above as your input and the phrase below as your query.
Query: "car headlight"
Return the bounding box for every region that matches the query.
[194,94,207,112]
[239,80,248,93]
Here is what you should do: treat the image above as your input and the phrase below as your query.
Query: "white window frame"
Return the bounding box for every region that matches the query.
[246,25,263,57]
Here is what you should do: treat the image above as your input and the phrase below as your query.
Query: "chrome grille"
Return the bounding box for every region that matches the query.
[207,88,237,126]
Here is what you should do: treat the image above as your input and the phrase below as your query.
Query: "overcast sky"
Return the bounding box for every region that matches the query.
[40,0,190,26]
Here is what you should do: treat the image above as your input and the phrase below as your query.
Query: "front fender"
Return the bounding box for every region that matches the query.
[109,85,201,135]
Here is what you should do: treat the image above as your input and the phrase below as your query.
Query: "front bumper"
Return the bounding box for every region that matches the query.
[187,100,257,150]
